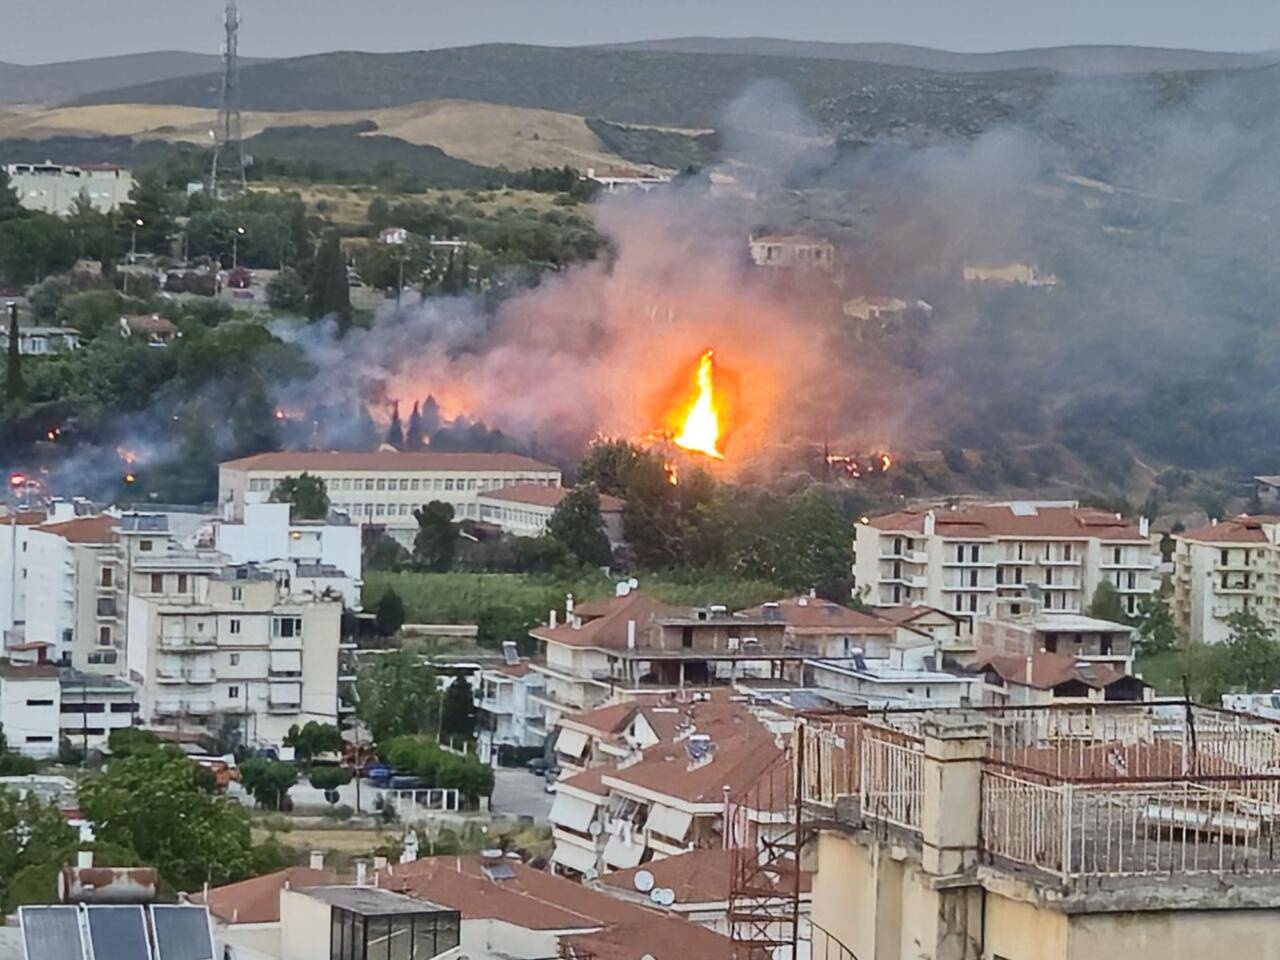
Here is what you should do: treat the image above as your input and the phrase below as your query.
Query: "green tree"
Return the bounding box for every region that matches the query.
[284,721,344,763]
[1088,582,1128,623]
[0,791,78,912]
[307,231,352,332]
[271,472,331,520]
[5,301,21,402]
[229,372,281,458]
[355,650,439,745]
[1220,610,1280,694]
[266,266,308,312]
[1135,593,1179,655]
[578,438,647,497]
[367,196,390,228]
[79,747,255,890]
[547,483,612,567]
[119,169,175,254]
[364,532,410,572]
[67,190,109,260]
[238,758,298,811]
[106,727,161,759]
[0,166,20,221]
[0,214,77,285]
[308,765,353,803]
[476,603,538,649]
[413,501,459,572]
[153,401,218,503]
[386,402,404,448]
[405,401,425,451]
[374,587,406,637]
[439,676,478,742]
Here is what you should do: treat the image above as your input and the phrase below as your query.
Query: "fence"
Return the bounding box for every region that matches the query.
[382,788,461,820]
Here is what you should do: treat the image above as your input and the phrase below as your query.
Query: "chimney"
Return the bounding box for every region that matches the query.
[1139,516,1150,537]
[1024,656,1034,686]
[355,861,368,886]
[373,855,388,872]
[77,851,93,869]
[565,593,575,620]
[627,619,636,650]
[309,850,324,871]
[924,510,936,537]
[808,587,817,599]
[549,609,558,629]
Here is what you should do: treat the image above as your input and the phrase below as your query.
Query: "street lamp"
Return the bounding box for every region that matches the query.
[232,225,246,269]
[129,218,144,262]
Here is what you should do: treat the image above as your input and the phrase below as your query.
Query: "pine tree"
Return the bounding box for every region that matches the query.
[422,395,441,433]
[386,401,404,448]
[0,168,21,222]
[5,302,22,402]
[405,401,424,451]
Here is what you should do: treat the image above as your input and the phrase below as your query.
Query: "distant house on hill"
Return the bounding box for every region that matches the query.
[962,262,1059,287]
[378,226,409,245]
[584,166,672,193]
[119,313,181,346]
[748,233,835,272]
[0,324,81,355]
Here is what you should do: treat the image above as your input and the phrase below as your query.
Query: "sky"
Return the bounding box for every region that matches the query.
[1,0,1278,64]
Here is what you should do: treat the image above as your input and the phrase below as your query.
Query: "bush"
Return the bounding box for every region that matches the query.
[308,766,354,792]
[324,804,355,822]
[239,758,298,810]
[0,752,38,775]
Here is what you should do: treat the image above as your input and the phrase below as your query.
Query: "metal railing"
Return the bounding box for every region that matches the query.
[859,728,923,832]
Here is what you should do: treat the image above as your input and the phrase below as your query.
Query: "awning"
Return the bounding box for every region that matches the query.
[550,793,598,833]
[269,650,302,673]
[603,831,646,869]
[552,842,599,875]
[645,803,693,843]
[556,728,589,759]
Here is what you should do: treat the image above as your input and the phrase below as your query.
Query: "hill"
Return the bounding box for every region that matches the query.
[71,45,934,127]
[601,38,1276,74]
[0,50,268,105]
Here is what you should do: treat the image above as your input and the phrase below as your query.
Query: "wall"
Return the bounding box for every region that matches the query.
[983,891,1068,960]
[279,889,331,960]
[1065,909,1280,960]
[24,530,74,655]
[0,675,60,756]
[461,918,559,960]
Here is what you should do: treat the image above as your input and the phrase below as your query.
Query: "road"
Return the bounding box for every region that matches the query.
[490,768,554,822]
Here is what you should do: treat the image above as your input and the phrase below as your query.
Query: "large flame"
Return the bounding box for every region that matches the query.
[671,349,726,460]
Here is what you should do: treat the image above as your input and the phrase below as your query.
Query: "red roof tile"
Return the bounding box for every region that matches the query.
[975,648,1140,691]
[220,451,558,474]
[35,515,117,544]
[531,592,688,650]
[601,847,810,905]
[738,596,888,631]
[198,866,338,924]
[1180,515,1276,544]
[480,483,623,511]
[868,504,1147,541]
[560,915,733,960]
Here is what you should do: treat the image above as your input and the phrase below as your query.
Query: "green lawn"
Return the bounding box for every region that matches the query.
[362,571,787,625]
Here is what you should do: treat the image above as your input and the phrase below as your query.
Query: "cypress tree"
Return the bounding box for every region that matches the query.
[5,301,22,402]
[306,231,352,332]
[386,401,404,448]
[405,401,424,451]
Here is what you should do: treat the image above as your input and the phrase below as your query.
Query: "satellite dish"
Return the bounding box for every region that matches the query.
[628,578,639,589]
[656,888,676,906]
[649,888,665,905]
[633,869,655,893]
[589,821,603,837]
[583,868,598,882]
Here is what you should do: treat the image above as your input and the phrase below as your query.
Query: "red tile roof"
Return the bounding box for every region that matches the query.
[601,847,809,905]
[975,648,1140,691]
[221,450,558,474]
[480,483,623,511]
[35,515,117,544]
[531,592,688,650]
[1180,515,1276,544]
[738,596,888,631]
[605,723,782,806]
[873,605,960,625]
[197,866,339,924]
[0,510,47,526]
[0,661,59,679]
[560,915,733,960]
[377,856,640,930]
[868,504,1147,541]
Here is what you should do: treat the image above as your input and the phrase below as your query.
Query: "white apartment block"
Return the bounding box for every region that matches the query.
[127,564,341,747]
[477,484,624,542]
[211,501,363,609]
[1173,515,1280,645]
[0,508,44,644]
[854,502,1160,622]
[4,162,134,215]
[475,657,547,765]
[0,661,60,757]
[57,669,139,751]
[218,451,561,544]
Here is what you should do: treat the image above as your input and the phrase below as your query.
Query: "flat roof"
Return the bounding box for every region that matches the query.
[1022,613,1135,633]
[300,886,452,917]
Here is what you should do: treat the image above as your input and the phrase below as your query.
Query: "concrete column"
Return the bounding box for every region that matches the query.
[920,713,987,877]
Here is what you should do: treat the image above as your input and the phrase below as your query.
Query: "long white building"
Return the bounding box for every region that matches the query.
[854,501,1160,622]
[1173,515,1280,644]
[4,161,134,215]
[218,451,562,543]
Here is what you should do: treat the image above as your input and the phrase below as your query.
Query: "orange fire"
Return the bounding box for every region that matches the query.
[670,349,726,460]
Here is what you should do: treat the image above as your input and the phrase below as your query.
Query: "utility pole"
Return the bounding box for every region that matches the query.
[210,0,246,197]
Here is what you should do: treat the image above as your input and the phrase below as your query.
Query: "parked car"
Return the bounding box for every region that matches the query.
[526,758,551,776]
[365,764,392,788]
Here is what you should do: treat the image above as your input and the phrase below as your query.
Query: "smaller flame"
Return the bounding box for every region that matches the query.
[123,473,137,485]
[116,447,137,465]
[664,462,680,486]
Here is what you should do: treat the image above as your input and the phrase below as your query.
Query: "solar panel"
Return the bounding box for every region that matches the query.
[150,906,214,960]
[501,641,519,665]
[19,906,85,960]
[86,906,150,960]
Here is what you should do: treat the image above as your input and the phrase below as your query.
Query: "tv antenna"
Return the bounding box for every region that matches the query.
[210,0,246,196]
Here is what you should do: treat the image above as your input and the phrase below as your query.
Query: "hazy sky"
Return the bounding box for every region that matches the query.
[2,0,1278,64]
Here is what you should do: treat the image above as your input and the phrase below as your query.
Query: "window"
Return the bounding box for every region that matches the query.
[1221,549,1230,565]
[376,479,386,491]
[955,544,965,563]
[228,685,240,699]
[100,566,113,587]
[274,616,303,638]
[970,545,980,563]
[231,586,242,601]
[1063,544,1073,561]
[894,537,903,554]
[399,504,409,516]
[139,540,153,552]
[110,702,137,713]
[25,699,53,707]
[229,618,241,635]
[969,594,978,612]
[150,573,164,593]
[25,736,52,744]
[1044,633,1059,653]
[230,653,240,666]
[1045,568,1054,586]
[968,569,978,587]
[411,479,421,491]
[375,504,386,515]
[176,574,188,593]
[399,479,409,491]
[681,626,694,648]
[98,626,112,647]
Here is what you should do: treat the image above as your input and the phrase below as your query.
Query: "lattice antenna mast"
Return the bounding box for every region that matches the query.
[210,0,246,196]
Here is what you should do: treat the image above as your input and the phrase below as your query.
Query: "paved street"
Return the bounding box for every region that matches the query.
[490,768,554,822]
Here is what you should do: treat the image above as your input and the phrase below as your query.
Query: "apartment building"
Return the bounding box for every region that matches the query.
[127,564,342,746]
[973,599,1139,671]
[854,501,1160,621]
[0,661,60,757]
[218,451,561,543]
[748,233,836,272]
[24,513,127,674]
[4,161,134,215]
[797,704,1280,960]
[475,655,547,765]
[1172,515,1280,644]
[212,501,363,608]
[57,668,139,752]
[477,483,624,542]
[0,508,45,644]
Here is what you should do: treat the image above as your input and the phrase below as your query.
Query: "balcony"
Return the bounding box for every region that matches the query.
[1101,559,1158,571]
[184,669,216,684]
[267,700,302,714]
[160,635,217,651]
[1217,581,1257,595]
[1038,556,1082,567]
[479,697,515,715]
